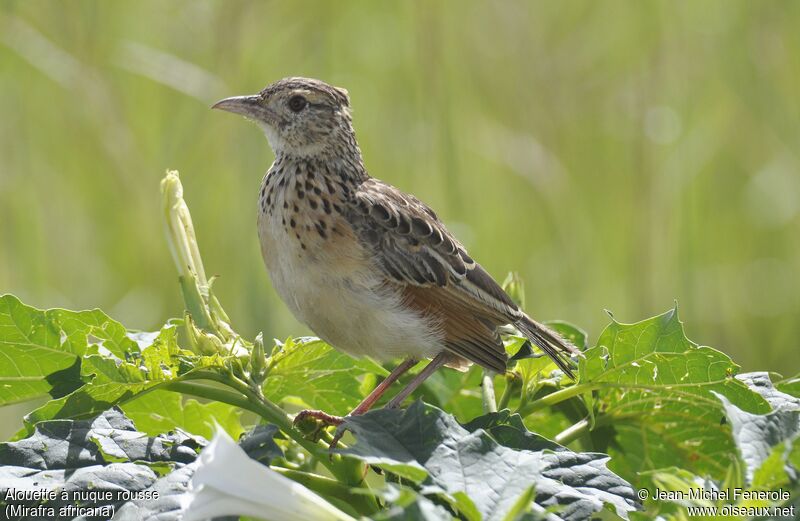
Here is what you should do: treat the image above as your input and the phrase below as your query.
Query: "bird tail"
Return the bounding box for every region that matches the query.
[514,315,580,379]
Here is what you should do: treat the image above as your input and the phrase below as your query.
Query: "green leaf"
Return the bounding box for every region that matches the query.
[446,492,482,521]
[751,444,792,491]
[263,337,388,416]
[501,485,538,521]
[790,441,800,470]
[418,364,485,422]
[0,294,139,406]
[23,325,189,427]
[579,308,770,483]
[2,297,244,432]
[545,321,589,351]
[340,401,638,521]
[775,373,800,399]
[0,408,201,469]
[507,341,556,381]
[121,389,244,439]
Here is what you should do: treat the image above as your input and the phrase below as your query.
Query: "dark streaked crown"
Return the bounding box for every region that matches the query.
[260,77,350,108]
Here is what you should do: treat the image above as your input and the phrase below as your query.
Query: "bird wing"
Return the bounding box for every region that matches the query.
[346,178,523,371]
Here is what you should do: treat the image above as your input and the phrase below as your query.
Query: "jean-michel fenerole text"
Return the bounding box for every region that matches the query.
[652,487,790,502]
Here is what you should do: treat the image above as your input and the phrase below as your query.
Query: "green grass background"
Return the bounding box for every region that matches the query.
[1,0,798,384]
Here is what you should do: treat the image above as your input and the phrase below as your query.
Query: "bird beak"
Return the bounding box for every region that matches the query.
[212,94,268,120]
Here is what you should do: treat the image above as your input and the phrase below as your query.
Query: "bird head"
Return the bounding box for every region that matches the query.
[213,77,354,157]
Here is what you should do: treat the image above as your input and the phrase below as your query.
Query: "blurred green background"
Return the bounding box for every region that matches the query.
[1,0,798,382]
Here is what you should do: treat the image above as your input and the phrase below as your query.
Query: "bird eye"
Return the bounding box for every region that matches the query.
[288,95,307,112]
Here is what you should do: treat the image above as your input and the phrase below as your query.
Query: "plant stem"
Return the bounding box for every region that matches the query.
[163,381,261,415]
[164,378,325,460]
[555,412,637,445]
[271,467,380,516]
[497,374,518,411]
[481,371,498,414]
[554,418,590,445]
[175,371,367,486]
[522,380,724,417]
[518,382,599,416]
[188,371,292,428]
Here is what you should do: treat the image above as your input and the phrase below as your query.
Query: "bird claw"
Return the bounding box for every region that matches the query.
[329,425,349,451]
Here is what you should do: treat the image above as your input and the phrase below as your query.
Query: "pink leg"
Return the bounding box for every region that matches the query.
[385,351,449,409]
[329,351,450,450]
[352,357,419,415]
[294,357,418,428]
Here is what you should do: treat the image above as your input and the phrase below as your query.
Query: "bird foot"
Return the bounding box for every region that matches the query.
[293,409,345,426]
[293,409,346,444]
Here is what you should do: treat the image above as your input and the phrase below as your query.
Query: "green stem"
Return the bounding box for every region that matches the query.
[163,381,261,415]
[555,412,638,445]
[554,418,589,445]
[165,383,374,509]
[520,380,691,417]
[481,371,498,414]
[187,371,292,428]
[271,467,380,516]
[497,374,518,411]
[176,371,367,487]
[164,378,328,463]
[518,382,599,416]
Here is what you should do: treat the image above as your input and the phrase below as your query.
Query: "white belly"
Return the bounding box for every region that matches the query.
[258,209,443,361]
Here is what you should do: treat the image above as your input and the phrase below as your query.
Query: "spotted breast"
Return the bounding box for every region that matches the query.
[257,156,444,361]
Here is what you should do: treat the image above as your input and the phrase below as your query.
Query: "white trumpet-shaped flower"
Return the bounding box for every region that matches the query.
[181,430,355,521]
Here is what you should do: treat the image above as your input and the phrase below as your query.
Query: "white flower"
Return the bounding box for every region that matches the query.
[182,430,355,521]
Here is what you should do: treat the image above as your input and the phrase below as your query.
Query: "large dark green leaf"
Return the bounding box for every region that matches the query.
[580,308,770,483]
[0,408,283,521]
[340,401,638,521]
[0,407,201,469]
[0,295,139,406]
[0,408,203,519]
[463,410,563,452]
